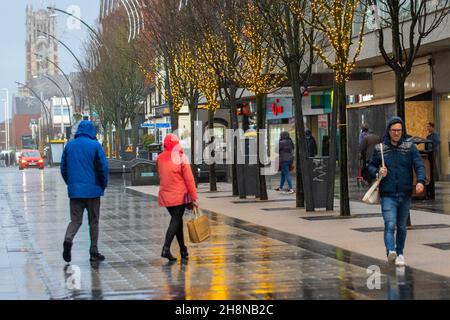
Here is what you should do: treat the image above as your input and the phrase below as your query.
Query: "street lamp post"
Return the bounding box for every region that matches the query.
[37,30,90,115]
[1,88,9,151]
[34,52,78,115]
[15,81,53,166]
[35,74,72,125]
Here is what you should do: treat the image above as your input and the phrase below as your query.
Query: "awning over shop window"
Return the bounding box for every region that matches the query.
[346,91,430,109]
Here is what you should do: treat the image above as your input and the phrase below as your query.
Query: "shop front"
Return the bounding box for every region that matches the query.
[266,89,332,159]
[438,94,450,180]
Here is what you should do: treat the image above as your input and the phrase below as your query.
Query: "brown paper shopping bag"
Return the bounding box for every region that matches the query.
[187,207,210,243]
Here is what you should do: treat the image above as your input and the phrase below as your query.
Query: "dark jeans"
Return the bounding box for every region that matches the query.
[164,204,187,250]
[279,161,293,190]
[64,198,101,255]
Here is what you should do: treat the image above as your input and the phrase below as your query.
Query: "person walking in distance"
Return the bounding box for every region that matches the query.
[157,134,198,261]
[275,131,295,194]
[61,120,109,263]
[305,129,318,157]
[360,127,381,184]
[425,122,440,181]
[368,116,425,266]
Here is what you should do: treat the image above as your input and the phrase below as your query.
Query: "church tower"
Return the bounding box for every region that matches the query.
[25,5,59,84]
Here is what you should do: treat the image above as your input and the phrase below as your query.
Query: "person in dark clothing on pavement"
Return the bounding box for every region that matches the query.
[368,116,425,267]
[275,131,295,194]
[61,120,109,263]
[360,129,381,184]
[359,123,369,146]
[305,129,317,157]
[425,122,440,181]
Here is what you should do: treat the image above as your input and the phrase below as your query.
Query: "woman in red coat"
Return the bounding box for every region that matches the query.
[157,134,198,261]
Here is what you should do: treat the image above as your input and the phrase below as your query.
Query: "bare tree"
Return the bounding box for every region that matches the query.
[85,8,146,158]
[254,0,319,210]
[188,0,248,197]
[292,0,368,216]
[373,0,450,121]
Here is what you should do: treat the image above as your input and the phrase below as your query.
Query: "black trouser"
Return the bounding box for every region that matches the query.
[64,198,101,255]
[163,204,186,250]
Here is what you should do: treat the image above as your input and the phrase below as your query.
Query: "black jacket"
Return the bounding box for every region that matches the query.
[278,132,294,163]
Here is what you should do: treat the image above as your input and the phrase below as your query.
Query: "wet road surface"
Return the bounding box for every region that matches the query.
[1,167,450,300]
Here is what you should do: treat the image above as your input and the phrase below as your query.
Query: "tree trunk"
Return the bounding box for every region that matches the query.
[338,82,351,216]
[115,131,120,160]
[326,80,339,211]
[256,94,268,200]
[230,102,239,196]
[102,123,108,153]
[164,56,178,133]
[395,72,406,122]
[190,106,198,187]
[288,60,314,211]
[108,123,113,159]
[208,108,217,192]
[132,116,139,157]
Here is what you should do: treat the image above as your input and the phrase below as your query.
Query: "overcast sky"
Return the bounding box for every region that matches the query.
[0,0,100,121]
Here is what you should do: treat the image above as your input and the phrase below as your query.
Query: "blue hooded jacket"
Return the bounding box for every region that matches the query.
[368,116,425,196]
[60,121,109,198]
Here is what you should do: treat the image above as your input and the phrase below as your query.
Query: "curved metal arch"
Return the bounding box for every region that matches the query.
[15,81,53,152]
[124,0,138,41]
[39,74,72,127]
[118,0,135,43]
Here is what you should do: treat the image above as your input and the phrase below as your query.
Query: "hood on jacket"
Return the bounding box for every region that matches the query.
[163,134,183,153]
[305,129,312,137]
[75,120,97,140]
[280,131,291,141]
[384,116,407,144]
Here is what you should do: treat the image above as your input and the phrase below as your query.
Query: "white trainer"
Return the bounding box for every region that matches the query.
[395,255,406,267]
[387,250,397,263]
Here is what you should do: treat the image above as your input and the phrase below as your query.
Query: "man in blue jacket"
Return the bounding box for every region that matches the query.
[369,116,425,267]
[61,120,109,263]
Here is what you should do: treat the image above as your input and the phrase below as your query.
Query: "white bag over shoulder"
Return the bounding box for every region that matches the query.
[362,143,384,204]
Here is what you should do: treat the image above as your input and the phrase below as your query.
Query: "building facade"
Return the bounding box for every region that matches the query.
[343,5,450,181]
[25,5,59,84]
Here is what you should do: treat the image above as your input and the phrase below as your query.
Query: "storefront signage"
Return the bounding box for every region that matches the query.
[266,97,293,120]
[140,123,171,129]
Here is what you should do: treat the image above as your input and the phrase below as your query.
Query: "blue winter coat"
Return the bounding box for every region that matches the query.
[368,116,425,197]
[60,121,109,199]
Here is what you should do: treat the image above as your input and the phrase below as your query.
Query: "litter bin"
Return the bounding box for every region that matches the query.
[130,160,159,186]
[309,156,329,208]
[237,138,260,198]
[148,143,162,161]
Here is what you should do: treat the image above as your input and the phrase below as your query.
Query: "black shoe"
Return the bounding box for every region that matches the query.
[90,253,105,262]
[63,241,72,263]
[161,246,177,261]
[180,247,189,260]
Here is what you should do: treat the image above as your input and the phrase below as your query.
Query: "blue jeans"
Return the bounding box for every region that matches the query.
[381,195,411,256]
[279,161,293,190]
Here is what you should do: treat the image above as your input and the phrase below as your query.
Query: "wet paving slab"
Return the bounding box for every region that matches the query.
[1,167,450,300]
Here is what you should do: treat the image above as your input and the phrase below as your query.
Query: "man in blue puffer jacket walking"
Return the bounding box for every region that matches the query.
[368,116,425,267]
[61,120,109,263]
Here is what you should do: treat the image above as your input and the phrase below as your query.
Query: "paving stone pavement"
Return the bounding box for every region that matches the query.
[1,167,450,300]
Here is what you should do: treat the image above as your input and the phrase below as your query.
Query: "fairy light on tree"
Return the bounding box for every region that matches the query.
[290,0,368,216]
[226,2,286,201]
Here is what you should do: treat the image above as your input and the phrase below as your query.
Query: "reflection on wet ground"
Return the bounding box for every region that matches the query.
[1,167,450,300]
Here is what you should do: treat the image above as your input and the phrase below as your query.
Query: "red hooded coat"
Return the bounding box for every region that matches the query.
[157,134,198,207]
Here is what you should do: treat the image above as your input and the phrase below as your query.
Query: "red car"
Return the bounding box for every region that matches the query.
[19,150,44,170]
